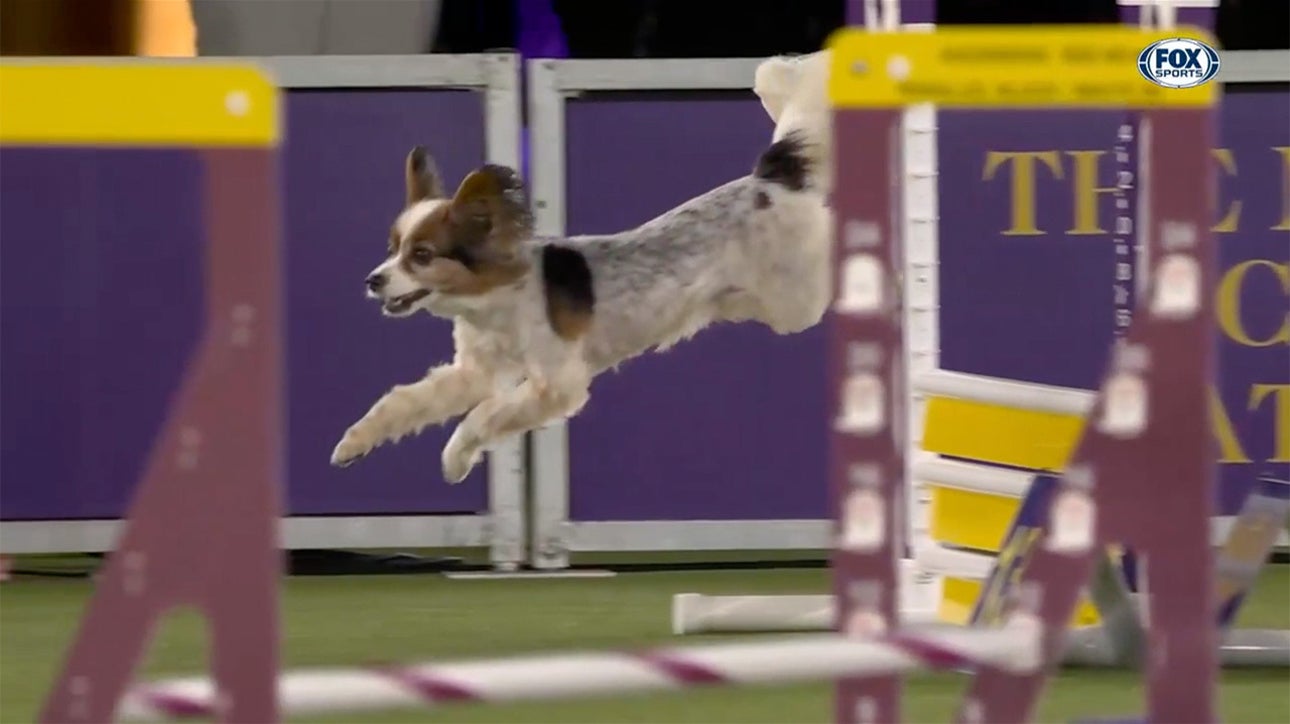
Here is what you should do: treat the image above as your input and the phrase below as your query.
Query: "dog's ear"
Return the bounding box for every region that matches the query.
[405,146,445,205]
[754,55,802,123]
[449,164,533,246]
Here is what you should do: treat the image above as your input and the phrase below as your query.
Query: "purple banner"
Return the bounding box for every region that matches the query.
[1,89,490,520]
[563,89,1287,523]
[940,90,1289,515]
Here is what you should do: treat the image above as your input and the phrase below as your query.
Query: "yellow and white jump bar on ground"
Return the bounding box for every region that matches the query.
[674,370,1104,633]
[913,370,1099,625]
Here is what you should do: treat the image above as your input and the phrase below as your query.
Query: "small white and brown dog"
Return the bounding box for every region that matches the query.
[331,71,832,483]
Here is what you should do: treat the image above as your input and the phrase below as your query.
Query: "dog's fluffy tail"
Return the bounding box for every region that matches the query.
[753,131,812,192]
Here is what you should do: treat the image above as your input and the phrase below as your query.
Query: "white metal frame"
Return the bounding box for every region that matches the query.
[0,54,528,567]
[526,57,831,569]
[527,46,1289,569]
[524,36,942,568]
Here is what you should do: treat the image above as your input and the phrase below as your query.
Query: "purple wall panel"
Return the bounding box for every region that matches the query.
[562,96,831,522]
[1212,89,1290,504]
[563,89,1287,523]
[938,93,1289,515]
[282,89,488,515]
[938,109,1120,390]
[1,89,492,521]
[4,81,1283,527]
[1,149,204,519]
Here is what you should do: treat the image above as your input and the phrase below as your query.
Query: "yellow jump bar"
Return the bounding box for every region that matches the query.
[0,62,278,147]
[928,485,1022,553]
[940,576,1101,626]
[828,24,1218,108]
[922,396,1084,471]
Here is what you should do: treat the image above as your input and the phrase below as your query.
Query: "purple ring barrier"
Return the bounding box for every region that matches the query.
[0,56,526,564]
[528,58,1289,567]
[0,89,480,519]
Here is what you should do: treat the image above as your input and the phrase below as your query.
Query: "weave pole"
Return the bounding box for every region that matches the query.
[118,625,1039,720]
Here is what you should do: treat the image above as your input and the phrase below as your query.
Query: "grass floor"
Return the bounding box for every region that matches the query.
[2,562,1288,723]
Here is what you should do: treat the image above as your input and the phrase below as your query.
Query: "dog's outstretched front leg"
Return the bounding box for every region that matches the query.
[331,363,488,467]
[441,376,589,483]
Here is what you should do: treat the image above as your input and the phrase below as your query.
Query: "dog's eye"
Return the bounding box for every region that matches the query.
[410,247,434,265]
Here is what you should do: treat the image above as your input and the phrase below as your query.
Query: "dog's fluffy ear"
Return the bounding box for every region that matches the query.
[754,55,802,123]
[405,146,445,205]
[449,164,534,246]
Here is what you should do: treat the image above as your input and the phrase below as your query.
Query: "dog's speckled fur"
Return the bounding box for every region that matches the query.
[332,124,832,483]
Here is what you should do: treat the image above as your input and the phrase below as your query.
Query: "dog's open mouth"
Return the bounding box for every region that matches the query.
[382,289,430,315]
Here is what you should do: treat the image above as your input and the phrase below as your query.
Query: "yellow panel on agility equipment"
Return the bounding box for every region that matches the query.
[939,576,1101,626]
[0,63,278,147]
[928,486,1022,553]
[827,25,1218,109]
[921,396,1084,471]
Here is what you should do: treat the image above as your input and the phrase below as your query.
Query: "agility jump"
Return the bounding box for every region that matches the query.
[116,626,1038,720]
[22,23,1223,724]
[677,0,1288,682]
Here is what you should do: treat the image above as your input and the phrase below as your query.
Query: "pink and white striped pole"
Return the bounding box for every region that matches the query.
[117,625,1039,721]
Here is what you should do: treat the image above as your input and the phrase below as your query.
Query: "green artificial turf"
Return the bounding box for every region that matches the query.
[2,562,1287,723]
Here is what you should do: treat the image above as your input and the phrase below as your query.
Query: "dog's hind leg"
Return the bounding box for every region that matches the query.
[331,362,490,467]
[441,366,589,483]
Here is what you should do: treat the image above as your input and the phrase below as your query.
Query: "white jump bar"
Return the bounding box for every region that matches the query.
[915,370,1094,416]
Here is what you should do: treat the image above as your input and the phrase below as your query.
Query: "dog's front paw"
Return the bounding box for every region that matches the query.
[331,426,376,468]
[441,428,483,484]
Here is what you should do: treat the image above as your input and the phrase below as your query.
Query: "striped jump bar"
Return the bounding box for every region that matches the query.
[117,626,1039,720]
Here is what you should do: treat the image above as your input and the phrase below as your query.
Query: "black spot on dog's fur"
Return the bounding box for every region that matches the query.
[754,190,771,209]
[753,132,811,192]
[542,245,595,340]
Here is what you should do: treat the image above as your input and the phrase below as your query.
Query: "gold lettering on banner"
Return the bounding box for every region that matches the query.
[1273,147,1290,231]
[1211,387,1252,464]
[982,147,1290,234]
[1217,260,1290,347]
[1249,384,1290,462]
[1067,150,1118,235]
[1212,149,1242,233]
[982,151,1064,235]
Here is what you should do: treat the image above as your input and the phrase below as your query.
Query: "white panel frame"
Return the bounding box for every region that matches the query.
[526,44,943,568]
[0,55,527,566]
[526,49,1288,570]
[527,57,810,570]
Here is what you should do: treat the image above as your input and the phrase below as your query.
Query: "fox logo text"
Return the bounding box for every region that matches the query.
[1138,38,1220,89]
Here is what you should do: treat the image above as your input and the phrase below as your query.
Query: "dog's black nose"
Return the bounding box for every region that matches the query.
[365,272,387,292]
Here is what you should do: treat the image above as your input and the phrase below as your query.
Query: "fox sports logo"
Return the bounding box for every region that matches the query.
[1138,37,1220,89]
